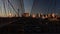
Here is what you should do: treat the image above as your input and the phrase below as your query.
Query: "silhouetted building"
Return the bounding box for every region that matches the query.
[22,13,30,17]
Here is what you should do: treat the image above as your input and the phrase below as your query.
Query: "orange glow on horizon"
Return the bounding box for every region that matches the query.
[8,13,13,17]
[32,14,36,18]
[52,13,55,18]
[9,13,12,16]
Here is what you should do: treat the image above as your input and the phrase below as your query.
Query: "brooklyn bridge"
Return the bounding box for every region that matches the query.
[0,0,60,34]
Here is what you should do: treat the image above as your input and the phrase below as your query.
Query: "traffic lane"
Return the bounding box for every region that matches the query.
[0,21,24,33]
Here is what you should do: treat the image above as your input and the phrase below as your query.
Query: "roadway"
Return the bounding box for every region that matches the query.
[0,17,24,34]
[0,17,60,34]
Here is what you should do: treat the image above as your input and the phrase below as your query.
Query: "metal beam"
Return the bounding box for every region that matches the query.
[8,0,18,16]
[2,0,7,16]
[8,0,25,17]
[20,0,25,14]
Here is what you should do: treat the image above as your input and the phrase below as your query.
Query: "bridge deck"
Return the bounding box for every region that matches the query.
[0,17,60,34]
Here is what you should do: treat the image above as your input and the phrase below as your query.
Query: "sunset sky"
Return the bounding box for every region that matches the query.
[0,0,60,17]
